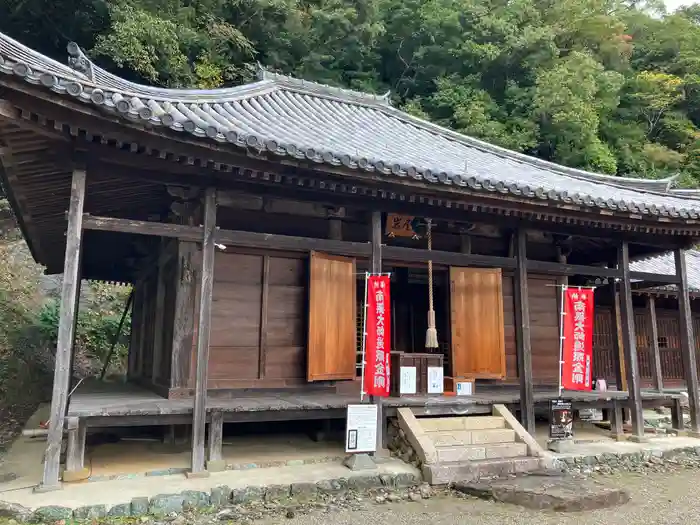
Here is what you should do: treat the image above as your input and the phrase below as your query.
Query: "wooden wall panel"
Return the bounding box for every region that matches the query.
[207,251,307,387]
[502,274,559,383]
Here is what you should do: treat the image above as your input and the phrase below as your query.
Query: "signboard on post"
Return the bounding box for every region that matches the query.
[363,275,391,398]
[561,288,595,391]
[346,404,378,453]
[549,399,574,439]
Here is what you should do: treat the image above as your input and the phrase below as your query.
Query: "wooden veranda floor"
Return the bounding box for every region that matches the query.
[67,381,681,426]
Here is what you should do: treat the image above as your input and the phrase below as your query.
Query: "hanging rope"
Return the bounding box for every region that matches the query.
[425,218,438,349]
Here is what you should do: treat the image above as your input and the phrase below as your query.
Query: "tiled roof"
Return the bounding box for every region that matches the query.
[630,250,700,293]
[2,32,700,220]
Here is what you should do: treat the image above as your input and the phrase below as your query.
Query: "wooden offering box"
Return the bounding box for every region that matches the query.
[390,352,444,397]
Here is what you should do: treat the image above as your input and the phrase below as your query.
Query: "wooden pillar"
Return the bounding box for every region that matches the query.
[369,211,386,453]
[647,295,663,392]
[618,241,644,440]
[128,284,143,379]
[170,241,196,390]
[675,248,700,434]
[513,229,535,434]
[190,188,217,476]
[39,168,86,491]
[151,240,168,385]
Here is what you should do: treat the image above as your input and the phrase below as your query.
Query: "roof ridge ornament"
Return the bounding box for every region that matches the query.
[66,41,94,81]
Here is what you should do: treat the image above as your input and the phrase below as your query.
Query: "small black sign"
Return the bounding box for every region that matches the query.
[550,399,574,439]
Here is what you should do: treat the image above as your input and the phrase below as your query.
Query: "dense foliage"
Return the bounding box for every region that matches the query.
[2,0,700,184]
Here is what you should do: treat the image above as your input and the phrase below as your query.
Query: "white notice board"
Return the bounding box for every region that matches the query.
[427,367,444,394]
[400,366,417,394]
[345,404,378,453]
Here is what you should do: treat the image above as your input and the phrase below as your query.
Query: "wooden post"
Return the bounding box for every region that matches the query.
[675,248,700,434]
[513,229,535,434]
[618,241,644,441]
[39,168,86,491]
[257,256,270,379]
[647,295,664,393]
[63,417,88,481]
[671,397,684,432]
[171,241,196,389]
[369,211,386,453]
[207,410,225,471]
[128,284,143,379]
[610,400,624,440]
[151,240,167,385]
[190,188,217,476]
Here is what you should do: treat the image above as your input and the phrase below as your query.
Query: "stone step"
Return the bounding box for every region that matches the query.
[420,416,505,432]
[431,428,516,447]
[423,456,543,486]
[436,442,528,463]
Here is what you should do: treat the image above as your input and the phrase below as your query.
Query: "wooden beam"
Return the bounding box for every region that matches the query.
[513,230,535,434]
[369,211,385,454]
[675,248,700,434]
[40,167,86,491]
[171,241,196,389]
[647,295,664,393]
[83,214,202,239]
[618,241,644,440]
[190,188,217,476]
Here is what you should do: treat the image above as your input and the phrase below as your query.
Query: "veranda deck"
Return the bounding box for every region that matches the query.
[67,381,680,427]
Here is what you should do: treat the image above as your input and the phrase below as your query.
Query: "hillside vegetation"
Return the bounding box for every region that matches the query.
[3,0,700,184]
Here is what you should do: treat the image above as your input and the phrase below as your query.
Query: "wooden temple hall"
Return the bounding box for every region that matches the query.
[3,32,700,490]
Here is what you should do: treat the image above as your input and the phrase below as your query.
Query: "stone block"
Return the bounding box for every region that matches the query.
[344,453,377,471]
[231,486,264,504]
[210,485,231,506]
[264,484,291,501]
[347,474,382,490]
[32,506,72,523]
[394,472,422,487]
[62,467,90,483]
[290,482,318,498]
[73,505,107,520]
[437,446,486,463]
[148,494,185,516]
[471,429,516,445]
[0,501,31,522]
[107,503,132,517]
[316,478,348,494]
[130,497,149,516]
[454,473,630,512]
[485,442,528,459]
[206,459,227,473]
[181,490,210,509]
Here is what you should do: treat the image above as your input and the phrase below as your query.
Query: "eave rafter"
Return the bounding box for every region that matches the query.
[1,87,700,243]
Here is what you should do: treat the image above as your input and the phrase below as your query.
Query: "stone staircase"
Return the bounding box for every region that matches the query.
[397,405,550,485]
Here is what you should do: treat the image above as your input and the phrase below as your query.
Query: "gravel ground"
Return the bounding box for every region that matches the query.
[257,469,700,525]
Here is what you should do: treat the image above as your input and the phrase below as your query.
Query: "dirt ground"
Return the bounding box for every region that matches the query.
[259,468,700,525]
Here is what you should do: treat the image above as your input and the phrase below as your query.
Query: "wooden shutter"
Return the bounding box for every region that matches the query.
[450,267,506,379]
[307,251,357,381]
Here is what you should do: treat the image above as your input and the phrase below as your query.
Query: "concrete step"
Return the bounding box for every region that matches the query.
[420,416,506,432]
[431,428,516,447]
[423,456,543,486]
[436,442,528,463]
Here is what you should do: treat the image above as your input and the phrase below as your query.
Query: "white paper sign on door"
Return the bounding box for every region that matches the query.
[427,366,444,394]
[345,404,378,453]
[399,366,417,394]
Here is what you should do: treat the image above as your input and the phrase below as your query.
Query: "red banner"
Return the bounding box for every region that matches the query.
[561,288,595,391]
[363,275,391,397]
